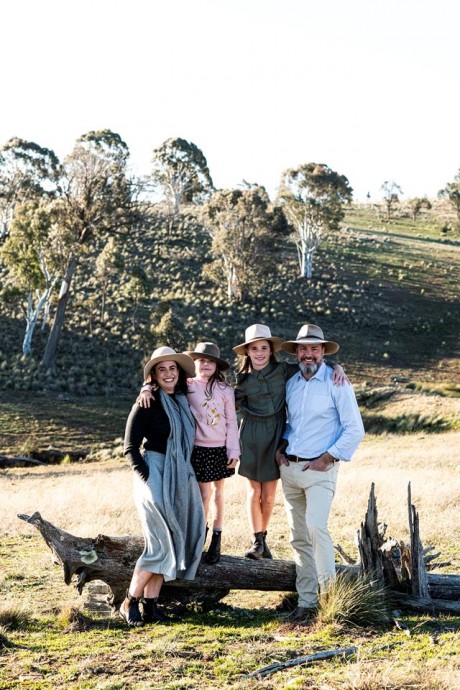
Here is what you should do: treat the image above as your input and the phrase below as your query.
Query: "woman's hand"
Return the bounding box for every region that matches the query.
[138,389,155,408]
[332,364,349,386]
[227,457,239,469]
[275,447,290,467]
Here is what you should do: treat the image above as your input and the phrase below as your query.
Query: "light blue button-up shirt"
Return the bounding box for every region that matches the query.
[283,362,364,461]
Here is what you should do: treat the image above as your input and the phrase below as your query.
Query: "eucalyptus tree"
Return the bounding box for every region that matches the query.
[151,137,214,214]
[200,186,289,301]
[0,137,60,237]
[41,129,138,371]
[381,180,403,220]
[0,200,71,355]
[278,163,353,279]
[408,196,432,221]
[438,170,460,222]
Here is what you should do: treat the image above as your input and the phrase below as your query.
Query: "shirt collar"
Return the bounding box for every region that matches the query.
[253,362,275,376]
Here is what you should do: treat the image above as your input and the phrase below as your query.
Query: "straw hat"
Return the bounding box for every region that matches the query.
[282,324,339,355]
[233,324,284,356]
[144,346,196,380]
[185,342,230,371]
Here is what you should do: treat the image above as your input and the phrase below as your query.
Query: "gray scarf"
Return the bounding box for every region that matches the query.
[159,389,205,579]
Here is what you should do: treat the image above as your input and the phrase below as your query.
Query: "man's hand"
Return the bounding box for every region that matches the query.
[138,389,154,408]
[302,452,336,472]
[332,364,349,386]
[227,457,239,469]
[275,447,290,467]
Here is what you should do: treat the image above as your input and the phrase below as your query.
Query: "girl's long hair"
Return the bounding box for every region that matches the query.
[236,341,278,379]
[202,368,228,400]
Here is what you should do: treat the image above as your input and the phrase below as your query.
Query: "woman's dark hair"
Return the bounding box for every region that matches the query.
[236,340,278,378]
[148,362,189,395]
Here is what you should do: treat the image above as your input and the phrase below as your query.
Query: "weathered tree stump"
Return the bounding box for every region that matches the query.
[408,482,429,598]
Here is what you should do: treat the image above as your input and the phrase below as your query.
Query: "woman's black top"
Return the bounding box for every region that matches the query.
[123,398,171,480]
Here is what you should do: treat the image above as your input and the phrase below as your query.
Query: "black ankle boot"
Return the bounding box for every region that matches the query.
[205,530,222,565]
[119,590,144,627]
[141,597,173,624]
[262,531,273,559]
[244,532,265,560]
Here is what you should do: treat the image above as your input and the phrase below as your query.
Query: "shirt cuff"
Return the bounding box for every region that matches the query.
[327,446,342,462]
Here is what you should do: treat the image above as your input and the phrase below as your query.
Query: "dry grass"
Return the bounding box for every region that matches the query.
[2,431,460,570]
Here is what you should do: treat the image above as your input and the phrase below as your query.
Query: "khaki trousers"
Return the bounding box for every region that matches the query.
[280,462,339,608]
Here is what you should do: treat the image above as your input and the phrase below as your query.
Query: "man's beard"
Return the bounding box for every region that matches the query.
[299,360,320,376]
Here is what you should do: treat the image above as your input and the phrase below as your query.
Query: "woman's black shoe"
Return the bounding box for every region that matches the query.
[119,590,144,627]
[141,597,173,624]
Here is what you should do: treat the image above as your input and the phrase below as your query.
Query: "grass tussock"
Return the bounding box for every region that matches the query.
[317,574,389,629]
[363,412,454,434]
[0,603,33,631]
[407,382,460,398]
[55,605,92,632]
[338,660,460,690]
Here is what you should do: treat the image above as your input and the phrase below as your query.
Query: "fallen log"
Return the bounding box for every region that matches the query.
[18,511,460,614]
[0,455,45,468]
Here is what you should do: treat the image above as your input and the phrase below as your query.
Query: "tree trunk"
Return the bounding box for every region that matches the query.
[17,511,460,614]
[23,281,57,356]
[41,255,77,371]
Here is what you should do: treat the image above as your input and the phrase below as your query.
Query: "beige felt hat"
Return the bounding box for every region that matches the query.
[185,342,230,371]
[282,324,339,355]
[144,346,196,380]
[233,324,284,356]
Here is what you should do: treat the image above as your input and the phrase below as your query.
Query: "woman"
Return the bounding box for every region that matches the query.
[121,346,205,627]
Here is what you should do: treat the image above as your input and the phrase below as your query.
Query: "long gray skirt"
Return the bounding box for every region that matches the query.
[133,450,205,582]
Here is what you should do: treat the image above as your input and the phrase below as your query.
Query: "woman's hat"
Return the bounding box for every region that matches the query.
[232,324,284,356]
[282,324,340,355]
[144,346,196,380]
[185,342,230,371]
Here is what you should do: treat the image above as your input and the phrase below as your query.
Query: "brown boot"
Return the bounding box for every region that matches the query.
[119,590,144,627]
[244,532,264,560]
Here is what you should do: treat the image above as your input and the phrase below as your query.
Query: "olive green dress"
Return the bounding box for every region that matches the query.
[235,361,298,482]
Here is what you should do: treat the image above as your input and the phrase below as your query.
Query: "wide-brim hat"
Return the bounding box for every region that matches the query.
[185,341,230,371]
[282,324,340,355]
[233,324,284,356]
[144,346,196,380]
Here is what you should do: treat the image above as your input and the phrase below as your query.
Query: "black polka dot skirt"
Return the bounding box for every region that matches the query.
[191,445,235,483]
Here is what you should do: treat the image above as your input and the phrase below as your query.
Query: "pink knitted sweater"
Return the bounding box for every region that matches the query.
[187,378,240,460]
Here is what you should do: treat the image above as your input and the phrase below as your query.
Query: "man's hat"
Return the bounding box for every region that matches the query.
[282,324,339,355]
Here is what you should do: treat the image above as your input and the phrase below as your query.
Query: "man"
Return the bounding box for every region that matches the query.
[275,324,365,621]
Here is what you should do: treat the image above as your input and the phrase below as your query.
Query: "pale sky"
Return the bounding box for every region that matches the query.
[1,0,458,201]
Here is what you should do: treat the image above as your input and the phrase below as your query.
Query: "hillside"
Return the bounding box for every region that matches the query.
[0,201,459,395]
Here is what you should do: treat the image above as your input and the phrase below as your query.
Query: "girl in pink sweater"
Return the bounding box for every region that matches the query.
[140,342,239,565]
